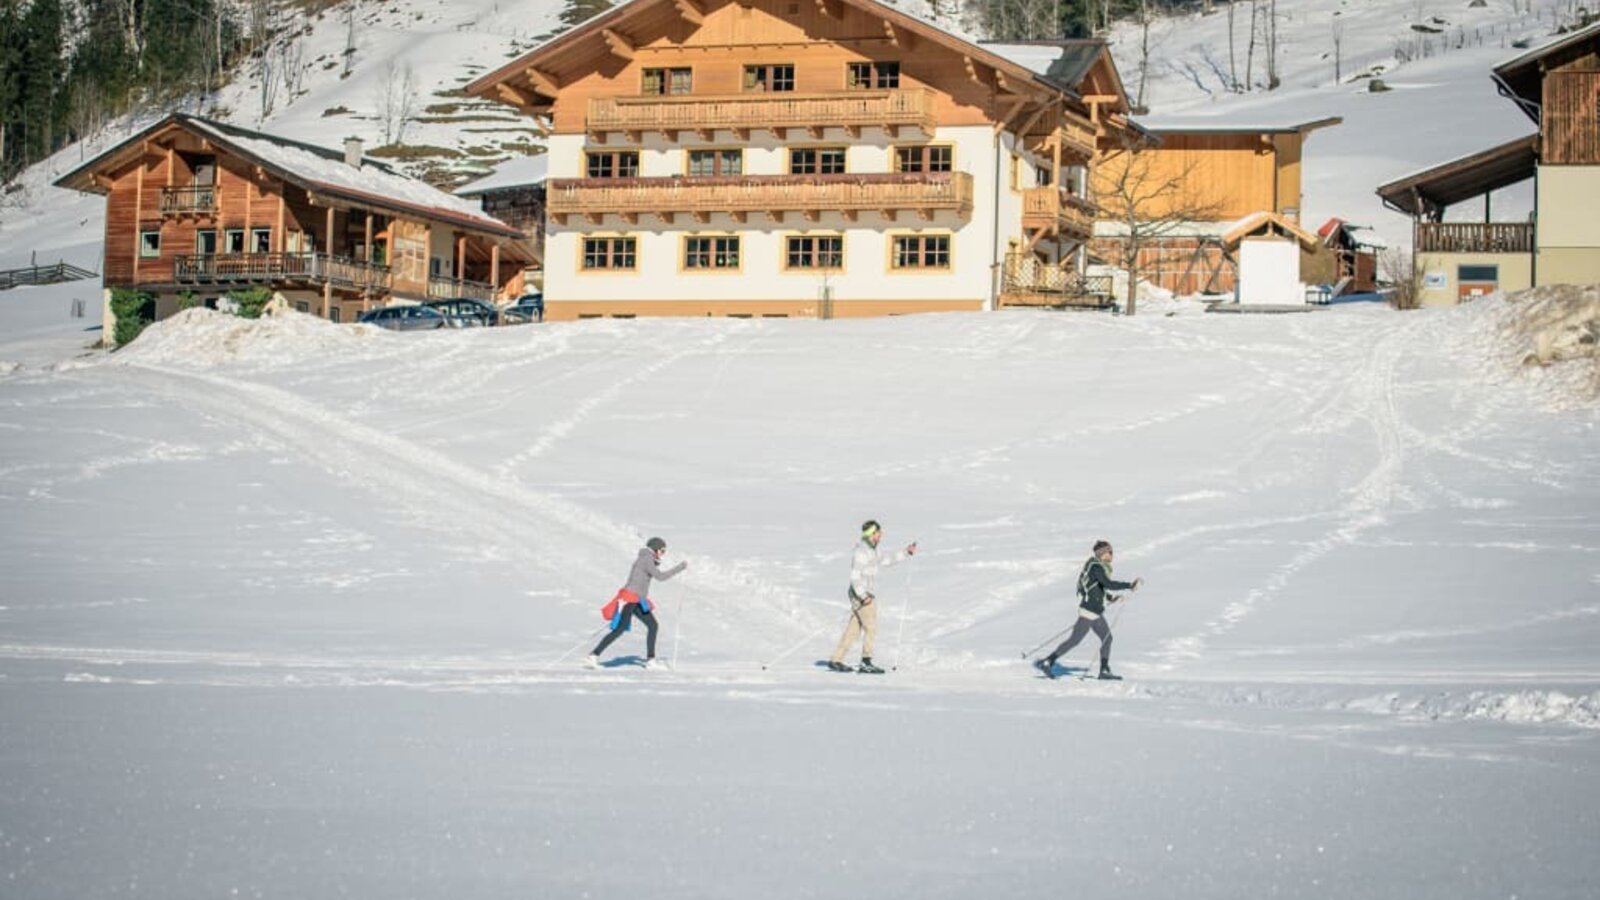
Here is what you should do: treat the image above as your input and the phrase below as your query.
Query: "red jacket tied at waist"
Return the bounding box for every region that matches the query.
[600,589,640,621]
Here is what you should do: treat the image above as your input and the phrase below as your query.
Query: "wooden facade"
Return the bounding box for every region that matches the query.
[58,115,533,323]
[1542,69,1600,165]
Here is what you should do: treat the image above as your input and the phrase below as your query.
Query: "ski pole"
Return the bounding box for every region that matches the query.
[760,621,832,670]
[671,587,686,670]
[891,552,914,671]
[1021,624,1073,659]
[545,623,609,671]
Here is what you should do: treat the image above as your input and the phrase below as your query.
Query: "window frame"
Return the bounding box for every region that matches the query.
[641,66,693,96]
[1457,264,1500,283]
[845,61,900,90]
[893,143,955,173]
[743,63,796,92]
[888,232,953,272]
[223,228,245,254]
[250,228,272,254]
[585,150,641,179]
[139,230,161,259]
[788,146,847,175]
[686,148,744,177]
[581,235,639,272]
[196,229,217,256]
[784,234,845,272]
[682,234,742,273]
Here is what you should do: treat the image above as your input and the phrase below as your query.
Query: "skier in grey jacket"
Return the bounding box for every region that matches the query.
[828,520,917,674]
[587,537,686,669]
[1036,540,1142,680]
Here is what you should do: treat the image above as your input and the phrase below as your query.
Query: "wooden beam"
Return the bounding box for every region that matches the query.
[803,209,819,222]
[730,211,747,223]
[964,56,983,87]
[656,211,675,224]
[994,69,1015,94]
[733,127,750,140]
[275,194,285,253]
[841,209,857,222]
[622,212,639,225]
[673,0,705,24]
[456,235,466,282]
[806,124,823,139]
[692,211,710,224]
[490,244,500,293]
[601,28,635,61]
[813,0,836,17]
[916,208,932,222]
[844,124,860,139]
[883,19,899,46]
[551,212,568,226]
[1015,104,1050,139]
[364,212,373,265]
[165,146,175,186]
[523,67,560,97]
[584,212,604,225]
[994,96,1028,135]
[625,130,642,144]
[496,83,535,109]
[765,211,785,223]
[326,206,336,260]
[132,160,144,280]
[880,209,897,222]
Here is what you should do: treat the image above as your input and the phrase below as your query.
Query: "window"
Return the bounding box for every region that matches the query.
[684,236,740,270]
[224,229,245,254]
[1458,264,1499,282]
[688,149,743,177]
[895,145,953,173]
[294,301,310,313]
[190,155,217,186]
[250,228,271,253]
[786,235,843,270]
[196,230,217,255]
[139,230,161,258]
[891,234,951,270]
[642,67,693,95]
[583,237,638,270]
[846,61,899,89]
[587,151,640,179]
[744,64,795,92]
[789,147,846,175]
[328,307,341,323]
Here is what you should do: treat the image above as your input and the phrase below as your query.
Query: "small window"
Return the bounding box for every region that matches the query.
[587,151,640,179]
[688,149,743,177]
[224,229,245,254]
[786,235,843,270]
[846,61,899,89]
[250,228,271,253]
[1458,264,1499,282]
[789,147,846,175]
[895,145,953,173]
[328,307,341,323]
[294,301,310,313]
[744,64,795,92]
[190,156,217,186]
[891,234,951,270]
[684,236,740,270]
[642,67,692,95]
[196,230,217,255]
[139,230,161,258]
[583,237,638,270]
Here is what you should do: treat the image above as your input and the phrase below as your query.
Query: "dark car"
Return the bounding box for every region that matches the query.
[500,292,545,324]
[425,298,500,328]
[357,304,446,331]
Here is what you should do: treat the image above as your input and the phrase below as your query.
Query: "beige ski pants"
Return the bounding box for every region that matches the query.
[830,594,878,663]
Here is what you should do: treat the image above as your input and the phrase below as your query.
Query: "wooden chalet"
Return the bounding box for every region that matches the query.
[463,0,1136,318]
[1091,115,1341,296]
[55,114,535,326]
[1377,22,1600,307]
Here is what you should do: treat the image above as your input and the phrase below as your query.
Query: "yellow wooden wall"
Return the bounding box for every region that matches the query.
[1093,131,1304,222]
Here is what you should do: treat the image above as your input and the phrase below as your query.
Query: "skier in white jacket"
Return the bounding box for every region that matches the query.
[828,520,917,674]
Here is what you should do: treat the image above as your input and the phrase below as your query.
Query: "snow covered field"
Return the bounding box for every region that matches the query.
[1,287,1597,898]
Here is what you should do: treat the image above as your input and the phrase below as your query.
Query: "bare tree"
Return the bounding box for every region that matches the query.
[1091,129,1226,316]
[376,61,418,145]
[1245,0,1258,90]
[1331,13,1345,84]
[343,4,358,78]
[1265,0,1279,89]
[1227,0,1240,91]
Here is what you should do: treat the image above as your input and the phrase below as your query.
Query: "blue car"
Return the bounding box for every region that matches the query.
[357,304,446,331]
[500,292,544,324]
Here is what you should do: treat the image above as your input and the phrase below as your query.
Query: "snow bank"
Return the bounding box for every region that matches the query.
[1493,285,1600,405]
[1345,687,1600,730]
[108,307,385,369]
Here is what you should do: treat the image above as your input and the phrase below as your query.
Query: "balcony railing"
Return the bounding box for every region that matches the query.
[1022,187,1097,239]
[1059,115,1098,161]
[1415,222,1533,254]
[998,253,1114,309]
[160,185,217,215]
[427,275,496,302]
[172,253,391,289]
[587,89,937,139]
[547,172,974,222]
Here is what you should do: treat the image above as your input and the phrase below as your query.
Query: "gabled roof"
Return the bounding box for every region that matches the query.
[980,40,1127,106]
[1221,211,1319,251]
[1132,114,1343,136]
[456,155,550,197]
[54,114,525,240]
[1492,20,1600,121]
[466,0,1124,114]
[1375,134,1538,218]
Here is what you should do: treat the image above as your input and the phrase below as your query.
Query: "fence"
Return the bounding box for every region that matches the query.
[0,261,99,292]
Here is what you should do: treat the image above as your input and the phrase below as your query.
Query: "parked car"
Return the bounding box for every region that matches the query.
[425,297,500,328]
[357,304,446,331]
[500,292,544,324]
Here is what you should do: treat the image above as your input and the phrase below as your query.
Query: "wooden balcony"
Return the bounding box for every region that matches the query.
[172,253,391,290]
[1415,222,1533,254]
[427,275,496,302]
[160,185,217,216]
[1022,187,1097,240]
[1059,115,1098,161]
[998,253,1114,309]
[586,89,937,141]
[547,172,973,224]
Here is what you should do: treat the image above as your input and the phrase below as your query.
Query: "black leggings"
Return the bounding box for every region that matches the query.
[1049,615,1112,663]
[593,604,659,658]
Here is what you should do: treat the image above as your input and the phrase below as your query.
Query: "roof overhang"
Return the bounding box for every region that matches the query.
[1132,115,1343,137]
[1221,211,1320,251]
[1375,134,1538,219]
[1492,21,1600,121]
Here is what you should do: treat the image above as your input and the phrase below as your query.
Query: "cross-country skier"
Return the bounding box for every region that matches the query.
[828,520,917,674]
[587,537,686,670]
[1035,540,1142,680]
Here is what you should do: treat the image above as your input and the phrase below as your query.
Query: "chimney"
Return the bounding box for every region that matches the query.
[343,137,364,168]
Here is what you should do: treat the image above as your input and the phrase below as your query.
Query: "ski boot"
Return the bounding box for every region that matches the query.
[857,657,885,674]
[826,660,853,673]
[643,658,667,670]
[1097,662,1122,681]
[583,654,600,669]
[1034,657,1059,680]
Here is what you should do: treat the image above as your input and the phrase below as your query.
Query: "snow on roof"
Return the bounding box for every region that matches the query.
[1133,113,1341,134]
[455,155,549,196]
[981,41,1104,92]
[1493,19,1600,73]
[1345,226,1388,250]
[184,117,518,236]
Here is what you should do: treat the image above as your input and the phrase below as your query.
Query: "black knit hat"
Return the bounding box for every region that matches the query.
[646,537,667,552]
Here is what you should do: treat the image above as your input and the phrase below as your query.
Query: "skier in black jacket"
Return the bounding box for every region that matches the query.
[1036,540,1142,680]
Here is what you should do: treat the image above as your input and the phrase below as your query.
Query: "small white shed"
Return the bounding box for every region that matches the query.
[1222,212,1322,306]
